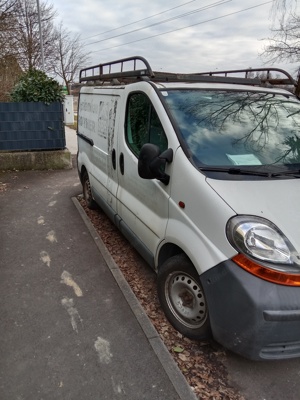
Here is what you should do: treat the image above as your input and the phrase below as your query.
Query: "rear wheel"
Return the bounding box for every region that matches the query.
[157,254,211,340]
[82,171,97,210]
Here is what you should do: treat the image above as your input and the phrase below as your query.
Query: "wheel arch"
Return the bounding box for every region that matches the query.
[157,243,191,272]
[79,164,87,184]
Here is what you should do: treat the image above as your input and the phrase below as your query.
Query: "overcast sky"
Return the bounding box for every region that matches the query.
[50,0,299,76]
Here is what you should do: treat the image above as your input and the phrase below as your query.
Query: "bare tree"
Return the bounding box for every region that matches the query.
[262,13,300,65]
[270,0,298,24]
[0,0,16,22]
[52,23,90,94]
[0,0,16,21]
[13,0,57,72]
[0,0,18,58]
[0,1,23,101]
[0,54,22,101]
[261,1,300,87]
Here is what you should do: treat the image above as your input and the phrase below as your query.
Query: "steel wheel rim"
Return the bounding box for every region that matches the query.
[165,271,207,329]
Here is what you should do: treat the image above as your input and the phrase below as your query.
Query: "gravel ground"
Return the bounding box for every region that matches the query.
[79,197,245,400]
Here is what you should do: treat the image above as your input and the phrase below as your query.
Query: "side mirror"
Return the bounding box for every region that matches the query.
[138,143,173,185]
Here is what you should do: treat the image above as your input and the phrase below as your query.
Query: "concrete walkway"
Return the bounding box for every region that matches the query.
[0,140,196,399]
[65,125,78,155]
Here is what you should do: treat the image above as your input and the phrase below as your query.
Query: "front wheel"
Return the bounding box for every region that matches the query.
[157,254,211,340]
[82,171,97,210]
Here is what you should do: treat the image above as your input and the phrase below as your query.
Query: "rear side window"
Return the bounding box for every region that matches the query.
[125,92,168,156]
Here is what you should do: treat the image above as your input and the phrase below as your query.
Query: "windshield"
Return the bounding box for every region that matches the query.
[162,89,300,170]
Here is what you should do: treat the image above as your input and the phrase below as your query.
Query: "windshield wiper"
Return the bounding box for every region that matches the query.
[271,170,300,177]
[200,166,300,178]
[199,166,271,177]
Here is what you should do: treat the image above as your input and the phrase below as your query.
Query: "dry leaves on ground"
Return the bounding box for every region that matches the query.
[0,182,8,192]
[79,198,245,400]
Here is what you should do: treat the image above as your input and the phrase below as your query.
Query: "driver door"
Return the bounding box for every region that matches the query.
[116,91,170,266]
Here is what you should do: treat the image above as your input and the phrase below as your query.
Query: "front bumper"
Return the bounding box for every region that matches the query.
[200,260,300,360]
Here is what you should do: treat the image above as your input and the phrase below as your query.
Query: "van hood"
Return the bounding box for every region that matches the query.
[206,178,300,251]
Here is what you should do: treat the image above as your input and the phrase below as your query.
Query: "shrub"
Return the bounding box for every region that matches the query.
[10,69,64,104]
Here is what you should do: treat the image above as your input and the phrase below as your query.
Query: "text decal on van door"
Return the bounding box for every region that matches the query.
[78,94,118,152]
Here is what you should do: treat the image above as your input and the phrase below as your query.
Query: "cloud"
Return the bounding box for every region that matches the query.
[50,0,299,76]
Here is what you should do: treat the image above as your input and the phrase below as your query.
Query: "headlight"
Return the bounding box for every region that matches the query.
[227,216,300,273]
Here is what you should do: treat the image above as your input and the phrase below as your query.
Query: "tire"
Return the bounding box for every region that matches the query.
[157,254,211,340]
[82,171,97,210]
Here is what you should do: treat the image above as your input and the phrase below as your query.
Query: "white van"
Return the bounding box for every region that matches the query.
[77,56,300,360]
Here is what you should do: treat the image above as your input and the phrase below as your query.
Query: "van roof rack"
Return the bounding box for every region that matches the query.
[79,56,296,88]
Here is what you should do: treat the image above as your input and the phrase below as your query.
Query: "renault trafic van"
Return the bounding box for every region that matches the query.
[77,56,300,360]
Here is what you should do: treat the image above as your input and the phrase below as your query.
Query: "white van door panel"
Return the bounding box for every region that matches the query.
[90,145,109,203]
[117,158,170,253]
[78,91,120,211]
[116,89,171,257]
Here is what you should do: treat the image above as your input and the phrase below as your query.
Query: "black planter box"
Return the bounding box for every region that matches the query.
[0,102,66,151]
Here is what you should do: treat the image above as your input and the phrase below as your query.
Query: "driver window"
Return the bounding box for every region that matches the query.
[126,93,168,156]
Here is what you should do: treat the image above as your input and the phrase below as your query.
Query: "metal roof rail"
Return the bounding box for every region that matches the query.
[196,67,296,87]
[79,57,296,88]
[150,71,262,85]
[79,56,154,83]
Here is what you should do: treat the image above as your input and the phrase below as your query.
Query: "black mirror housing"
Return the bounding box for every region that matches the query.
[138,143,173,185]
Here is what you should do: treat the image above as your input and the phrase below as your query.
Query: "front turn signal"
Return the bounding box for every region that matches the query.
[232,254,300,286]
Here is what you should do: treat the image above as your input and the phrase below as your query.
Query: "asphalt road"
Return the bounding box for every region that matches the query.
[224,352,300,400]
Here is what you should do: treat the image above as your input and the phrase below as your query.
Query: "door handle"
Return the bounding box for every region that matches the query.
[112,149,116,170]
[119,152,124,175]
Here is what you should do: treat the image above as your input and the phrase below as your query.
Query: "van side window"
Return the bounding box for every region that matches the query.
[126,93,168,156]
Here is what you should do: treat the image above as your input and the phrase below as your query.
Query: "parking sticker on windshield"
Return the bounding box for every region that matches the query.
[226,154,262,166]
